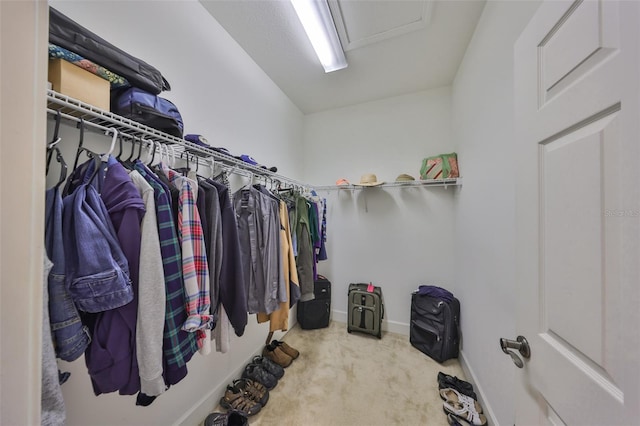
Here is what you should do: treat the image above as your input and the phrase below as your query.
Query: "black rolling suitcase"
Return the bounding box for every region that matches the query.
[297,275,331,329]
[410,292,460,363]
[347,283,384,339]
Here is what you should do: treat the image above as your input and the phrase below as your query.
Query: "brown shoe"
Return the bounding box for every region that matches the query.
[219,385,262,416]
[272,340,300,360]
[262,343,293,368]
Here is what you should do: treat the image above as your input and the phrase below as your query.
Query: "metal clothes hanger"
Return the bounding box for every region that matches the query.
[180,150,190,175]
[46,111,62,176]
[86,128,117,185]
[116,134,124,160]
[146,140,158,166]
[125,136,137,163]
[46,112,67,188]
[72,118,90,170]
[134,138,145,161]
[52,148,68,189]
[48,110,62,152]
[101,128,118,161]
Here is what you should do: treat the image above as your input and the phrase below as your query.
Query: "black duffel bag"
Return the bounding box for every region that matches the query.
[49,7,170,95]
[112,88,184,138]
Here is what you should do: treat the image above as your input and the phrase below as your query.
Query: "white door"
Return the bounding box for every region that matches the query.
[514,1,639,425]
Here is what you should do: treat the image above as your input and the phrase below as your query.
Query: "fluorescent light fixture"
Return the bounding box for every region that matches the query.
[291,0,347,73]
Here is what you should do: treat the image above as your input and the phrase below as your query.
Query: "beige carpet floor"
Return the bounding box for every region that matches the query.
[224,321,468,426]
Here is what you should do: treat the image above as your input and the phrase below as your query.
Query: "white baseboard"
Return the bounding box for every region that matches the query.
[331,309,410,336]
[458,350,496,426]
[174,348,263,426]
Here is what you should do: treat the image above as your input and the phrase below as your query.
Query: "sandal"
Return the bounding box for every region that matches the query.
[443,400,487,426]
[219,385,262,417]
[447,413,471,426]
[233,378,269,407]
[440,388,483,414]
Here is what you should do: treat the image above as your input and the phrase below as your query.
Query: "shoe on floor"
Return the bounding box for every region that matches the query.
[242,363,278,390]
[440,388,483,414]
[219,385,261,417]
[446,413,471,426]
[443,400,487,426]
[438,372,477,400]
[233,378,269,407]
[204,409,249,426]
[252,355,285,379]
[226,410,249,426]
[204,412,227,426]
[262,343,293,368]
[271,339,300,360]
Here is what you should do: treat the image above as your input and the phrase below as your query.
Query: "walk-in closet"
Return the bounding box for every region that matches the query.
[2,1,639,425]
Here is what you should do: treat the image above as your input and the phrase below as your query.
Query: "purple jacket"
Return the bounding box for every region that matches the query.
[84,156,146,395]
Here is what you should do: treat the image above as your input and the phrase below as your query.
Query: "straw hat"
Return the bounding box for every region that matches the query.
[395,173,415,182]
[355,173,384,186]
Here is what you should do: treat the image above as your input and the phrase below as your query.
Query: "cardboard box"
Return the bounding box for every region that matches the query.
[48,59,110,110]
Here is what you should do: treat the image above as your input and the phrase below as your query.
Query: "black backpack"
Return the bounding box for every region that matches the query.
[410,293,460,363]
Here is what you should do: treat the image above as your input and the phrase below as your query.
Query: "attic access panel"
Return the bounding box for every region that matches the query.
[328,0,433,51]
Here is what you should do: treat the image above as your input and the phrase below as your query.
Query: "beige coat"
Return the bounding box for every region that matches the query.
[257,200,299,331]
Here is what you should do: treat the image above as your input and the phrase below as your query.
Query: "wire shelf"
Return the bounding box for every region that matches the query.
[314,178,462,190]
[46,90,311,189]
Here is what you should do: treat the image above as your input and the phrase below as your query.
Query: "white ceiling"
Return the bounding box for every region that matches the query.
[200,0,486,114]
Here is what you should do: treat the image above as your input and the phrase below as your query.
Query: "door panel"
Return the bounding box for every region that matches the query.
[515,1,639,424]
[541,110,618,366]
[541,0,600,93]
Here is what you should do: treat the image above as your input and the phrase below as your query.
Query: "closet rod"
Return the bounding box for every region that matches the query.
[46,90,313,191]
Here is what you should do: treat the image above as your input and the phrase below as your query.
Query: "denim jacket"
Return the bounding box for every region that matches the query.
[45,187,90,361]
[62,182,133,313]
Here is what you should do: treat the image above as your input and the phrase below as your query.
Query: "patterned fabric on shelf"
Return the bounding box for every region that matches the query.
[49,43,130,89]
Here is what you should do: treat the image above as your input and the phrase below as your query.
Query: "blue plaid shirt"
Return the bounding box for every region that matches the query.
[134,162,198,375]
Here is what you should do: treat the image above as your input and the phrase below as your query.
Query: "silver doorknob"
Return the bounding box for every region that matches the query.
[500,336,531,368]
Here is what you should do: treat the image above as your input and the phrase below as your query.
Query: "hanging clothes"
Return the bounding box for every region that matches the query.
[133,160,196,387]
[318,196,328,261]
[163,167,212,354]
[234,186,282,315]
[61,172,133,314]
[294,194,314,302]
[44,186,90,362]
[198,180,223,328]
[256,199,300,332]
[209,180,247,338]
[308,198,320,280]
[82,155,145,396]
[41,253,66,426]
[129,170,166,397]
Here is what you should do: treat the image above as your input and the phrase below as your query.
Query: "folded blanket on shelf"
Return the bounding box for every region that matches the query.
[49,43,130,89]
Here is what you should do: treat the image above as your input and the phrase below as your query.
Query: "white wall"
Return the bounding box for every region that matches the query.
[47,2,303,425]
[301,88,457,333]
[451,2,540,425]
[50,0,303,180]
